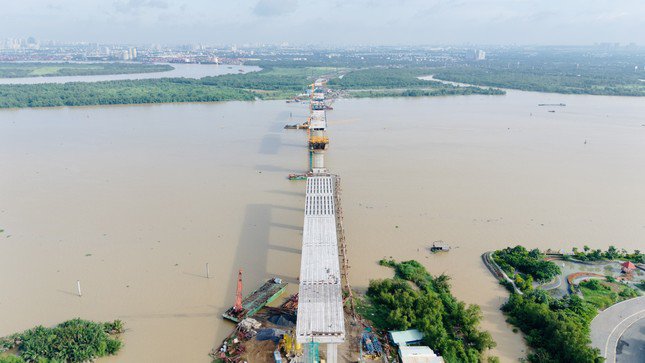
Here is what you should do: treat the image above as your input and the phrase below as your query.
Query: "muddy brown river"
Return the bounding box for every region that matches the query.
[1,90,644,362]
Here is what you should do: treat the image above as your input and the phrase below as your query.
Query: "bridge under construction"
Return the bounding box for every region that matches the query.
[293,79,350,363]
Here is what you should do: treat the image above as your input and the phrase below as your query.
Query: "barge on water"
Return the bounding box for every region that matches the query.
[222,277,288,323]
[288,172,312,180]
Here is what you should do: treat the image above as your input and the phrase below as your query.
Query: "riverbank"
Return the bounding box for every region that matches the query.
[483,246,643,362]
[0,66,502,109]
[432,66,645,97]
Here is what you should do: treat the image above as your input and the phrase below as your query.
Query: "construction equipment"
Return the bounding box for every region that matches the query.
[234,269,243,313]
[308,136,329,150]
[279,331,303,357]
[223,272,288,323]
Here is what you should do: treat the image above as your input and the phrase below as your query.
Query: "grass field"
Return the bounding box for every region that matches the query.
[579,279,640,310]
[28,66,64,76]
[0,62,173,78]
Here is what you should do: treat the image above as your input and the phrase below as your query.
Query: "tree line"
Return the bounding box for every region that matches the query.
[364,259,497,363]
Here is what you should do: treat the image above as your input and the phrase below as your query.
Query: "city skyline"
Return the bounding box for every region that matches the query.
[0,0,643,46]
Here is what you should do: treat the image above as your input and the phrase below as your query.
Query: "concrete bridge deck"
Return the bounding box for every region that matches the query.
[295,175,345,348]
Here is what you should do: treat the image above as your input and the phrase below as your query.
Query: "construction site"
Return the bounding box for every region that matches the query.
[211,80,392,363]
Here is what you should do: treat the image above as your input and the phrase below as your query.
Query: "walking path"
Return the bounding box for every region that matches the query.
[590,296,645,363]
[481,251,523,294]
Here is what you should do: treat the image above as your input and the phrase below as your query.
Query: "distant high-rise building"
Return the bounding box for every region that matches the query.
[475,49,486,61]
[122,50,130,60]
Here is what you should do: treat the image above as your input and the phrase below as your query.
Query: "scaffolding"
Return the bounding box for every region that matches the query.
[334,176,356,318]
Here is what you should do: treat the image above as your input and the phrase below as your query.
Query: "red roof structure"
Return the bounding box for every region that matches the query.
[620,261,636,271]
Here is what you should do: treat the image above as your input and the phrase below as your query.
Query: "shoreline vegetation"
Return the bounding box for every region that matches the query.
[0,62,173,78]
[357,259,497,363]
[0,318,124,363]
[489,245,643,363]
[0,66,503,109]
[433,66,645,96]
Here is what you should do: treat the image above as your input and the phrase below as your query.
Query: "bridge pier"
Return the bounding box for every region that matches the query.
[326,343,338,363]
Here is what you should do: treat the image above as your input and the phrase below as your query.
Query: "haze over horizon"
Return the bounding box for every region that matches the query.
[1,0,644,46]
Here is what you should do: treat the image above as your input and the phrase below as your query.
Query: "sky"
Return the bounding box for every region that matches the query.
[0,0,643,45]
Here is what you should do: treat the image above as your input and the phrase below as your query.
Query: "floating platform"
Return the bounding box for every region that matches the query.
[538,103,566,106]
[284,123,308,130]
[288,173,311,180]
[222,278,288,323]
[430,242,450,252]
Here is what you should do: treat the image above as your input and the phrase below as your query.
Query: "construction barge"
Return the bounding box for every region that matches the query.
[284,123,309,130]
[223,271,288,323]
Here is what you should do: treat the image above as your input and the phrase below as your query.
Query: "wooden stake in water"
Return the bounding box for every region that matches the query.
[206,263,210,279]
[77,280,82,297]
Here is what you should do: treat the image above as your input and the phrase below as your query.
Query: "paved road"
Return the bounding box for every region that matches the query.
[616,318,645,363]
[590,296,645,363]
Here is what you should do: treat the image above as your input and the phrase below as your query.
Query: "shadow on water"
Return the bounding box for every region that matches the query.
[223,203,272,311]
[268,121,288,133]
[271,222,302,232]
[56,289,80,297]
[268,244,302,255]
[280,143,307,149]
[255,164,297,173]
[266,189,306,198]
[258,134,307,155]
[222,200,304,315]
[183,271,208,279]
[269,204,304,213]
[259,134,282,155]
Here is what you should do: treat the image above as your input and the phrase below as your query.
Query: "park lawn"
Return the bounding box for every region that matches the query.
[28,66,63,76]
[579,280,639,310]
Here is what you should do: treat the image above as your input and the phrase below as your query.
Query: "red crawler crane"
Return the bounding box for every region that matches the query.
[234,269,243,313]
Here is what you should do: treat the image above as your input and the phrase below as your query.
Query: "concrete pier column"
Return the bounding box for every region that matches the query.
[312,150,325,172]
[326,343,338,363]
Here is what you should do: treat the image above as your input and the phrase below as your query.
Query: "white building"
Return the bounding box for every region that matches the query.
[475,49,486,61]
[399,346,444,363]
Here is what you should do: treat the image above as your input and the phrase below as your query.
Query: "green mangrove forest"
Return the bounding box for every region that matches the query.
[358,259,496,363]
[0,319,123,363]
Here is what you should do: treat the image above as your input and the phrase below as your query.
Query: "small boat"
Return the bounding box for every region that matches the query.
[430,242,451,252]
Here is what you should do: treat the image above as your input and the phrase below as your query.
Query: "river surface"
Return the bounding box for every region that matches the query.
[1,91,644,362]
[0,63,261,84]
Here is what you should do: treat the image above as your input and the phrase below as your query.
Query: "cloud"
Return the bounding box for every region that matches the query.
[253,0,298,17]
[113,0,168,13]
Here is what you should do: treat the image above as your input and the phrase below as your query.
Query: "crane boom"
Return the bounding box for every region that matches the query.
[234,269,243,312]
